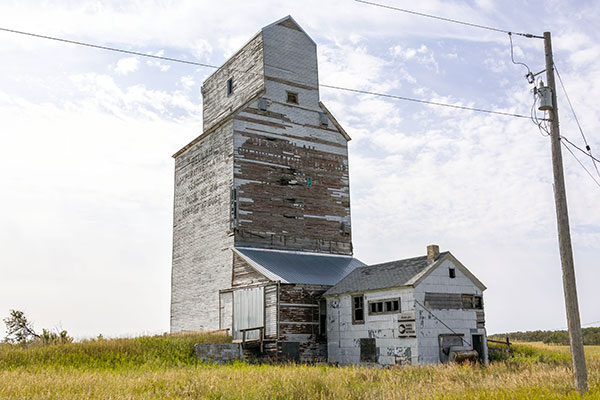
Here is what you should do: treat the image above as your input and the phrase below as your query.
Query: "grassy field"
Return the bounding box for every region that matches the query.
[0,334,599,399]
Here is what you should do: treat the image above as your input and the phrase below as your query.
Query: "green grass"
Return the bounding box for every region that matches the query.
[0,332,230,370]
[0,333,599,399]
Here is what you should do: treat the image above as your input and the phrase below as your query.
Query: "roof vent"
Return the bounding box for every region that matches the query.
[319,112,328,126]
[258,97,268,111]
[427,244,440,263]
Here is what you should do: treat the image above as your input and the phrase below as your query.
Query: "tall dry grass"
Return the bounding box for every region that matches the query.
[0,333,598,399]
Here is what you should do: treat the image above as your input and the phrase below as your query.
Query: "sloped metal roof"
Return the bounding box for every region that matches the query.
[324,252,450,296]
[234,247,365,286]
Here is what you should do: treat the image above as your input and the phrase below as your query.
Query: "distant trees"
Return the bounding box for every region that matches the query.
[3,309,72,345]
[490,328,600,346]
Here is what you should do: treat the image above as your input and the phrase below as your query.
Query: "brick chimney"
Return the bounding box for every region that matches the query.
[427,244,440,262]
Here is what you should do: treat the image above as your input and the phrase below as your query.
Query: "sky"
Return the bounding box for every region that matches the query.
[0,0,599,339]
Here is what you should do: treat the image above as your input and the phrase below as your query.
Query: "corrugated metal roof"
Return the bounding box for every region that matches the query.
[324,252,450,296]
[235,247,365,286]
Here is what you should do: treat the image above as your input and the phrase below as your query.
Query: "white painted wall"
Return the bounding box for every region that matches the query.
[326,256,488,366]
[327,287,418,366]
[414,258,487,364]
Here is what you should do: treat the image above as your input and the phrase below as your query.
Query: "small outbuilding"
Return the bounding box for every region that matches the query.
[324,245,488,366]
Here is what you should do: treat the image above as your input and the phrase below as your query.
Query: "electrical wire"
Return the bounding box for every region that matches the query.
[0,26,535,120]
[508,32,532,76]
[414,299,472,347]
[561,140,600,189]
[0,27,220,69]
[353,0,543,38]
[320,84,532,119]
[561,136,600,163]
[554,63,600,178]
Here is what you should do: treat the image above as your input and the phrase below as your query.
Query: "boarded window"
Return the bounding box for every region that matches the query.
[462,294,484,310]
[352,295,364,324]
[368,298,400,315]
[286,91,298,104]
[360,338,377,362]
[426,293,483,310]
[282,342,300,362]
[424,292,462,309]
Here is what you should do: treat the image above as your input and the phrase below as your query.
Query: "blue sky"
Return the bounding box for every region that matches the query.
[1,0,599,338]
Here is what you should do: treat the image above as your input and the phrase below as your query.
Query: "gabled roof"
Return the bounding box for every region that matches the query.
[319,102,351,141]
[262,15,316,46]
[234,247,365,286]
[324,253,446,297]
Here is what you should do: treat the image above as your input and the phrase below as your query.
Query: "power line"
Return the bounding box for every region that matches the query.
[0,27,220,69]
[354,0,543,38]
[561,140,600,189]
[554,63,600,178]
[0,26,535,120]
[561,136,600,164]
[320,84,532,119]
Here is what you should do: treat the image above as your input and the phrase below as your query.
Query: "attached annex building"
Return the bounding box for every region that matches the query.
[170,16,488,365]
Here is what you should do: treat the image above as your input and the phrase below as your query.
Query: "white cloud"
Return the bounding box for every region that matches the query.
[114,57,140,75]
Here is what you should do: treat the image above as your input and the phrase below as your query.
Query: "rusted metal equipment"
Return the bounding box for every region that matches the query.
[449,349,479,363]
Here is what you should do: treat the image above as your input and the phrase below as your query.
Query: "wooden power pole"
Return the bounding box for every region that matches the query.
[543,31,588,393]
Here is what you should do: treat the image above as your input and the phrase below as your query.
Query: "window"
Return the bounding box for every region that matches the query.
[368,298,400,315]
[449,268,456,279]
[286,91,298,104]
[352,295,364,324]
[227,78,233,95]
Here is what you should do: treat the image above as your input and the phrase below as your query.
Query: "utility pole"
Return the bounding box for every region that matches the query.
[543,31,588,393]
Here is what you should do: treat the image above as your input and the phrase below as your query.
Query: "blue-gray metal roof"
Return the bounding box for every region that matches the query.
[324,252,450,296]
[235,247,366,286]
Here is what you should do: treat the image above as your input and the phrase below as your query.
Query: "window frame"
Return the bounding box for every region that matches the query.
[368,298,401,316]
[449,268,456,279]
[352,295,365,324]
[286,91,299,104]
[227,78,233,96]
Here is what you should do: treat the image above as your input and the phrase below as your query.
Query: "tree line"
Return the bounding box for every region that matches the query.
[490,327,600,345]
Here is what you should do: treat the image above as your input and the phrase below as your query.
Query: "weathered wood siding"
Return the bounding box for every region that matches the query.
[278,284,328,361]
[232,21,352,255]
[170,121,234,332]
[219,291,233,333]
[264,284,278,339]
[201,32,265,132]
[232,251,270,287]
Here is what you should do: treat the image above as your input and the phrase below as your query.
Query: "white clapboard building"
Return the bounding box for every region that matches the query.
[324,245,488,366]
[169,14,489,366]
